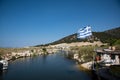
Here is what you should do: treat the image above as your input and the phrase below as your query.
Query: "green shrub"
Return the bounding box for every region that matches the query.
[114,39,120,45]
[11,56,16,60]
[70,46,95,62]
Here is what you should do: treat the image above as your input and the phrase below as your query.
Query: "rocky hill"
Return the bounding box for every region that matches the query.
[36,27,120,47]
[93,27,120,43]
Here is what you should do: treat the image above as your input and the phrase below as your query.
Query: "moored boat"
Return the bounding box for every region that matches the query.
[0,60,8,70]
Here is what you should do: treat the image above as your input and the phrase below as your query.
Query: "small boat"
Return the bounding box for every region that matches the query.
[0,60,8,70]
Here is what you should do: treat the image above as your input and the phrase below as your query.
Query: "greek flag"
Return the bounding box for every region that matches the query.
[77,26,92,39]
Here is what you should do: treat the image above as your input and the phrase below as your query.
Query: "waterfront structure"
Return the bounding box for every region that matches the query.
[93,48,120,80]
[95,48,120,66]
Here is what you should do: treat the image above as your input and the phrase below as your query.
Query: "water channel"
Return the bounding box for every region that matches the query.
[0,52,91,80]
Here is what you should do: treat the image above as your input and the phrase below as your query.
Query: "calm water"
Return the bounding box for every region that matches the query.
[0,53,91,80]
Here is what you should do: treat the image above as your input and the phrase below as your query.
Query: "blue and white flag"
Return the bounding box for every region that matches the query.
[77,26,92,39]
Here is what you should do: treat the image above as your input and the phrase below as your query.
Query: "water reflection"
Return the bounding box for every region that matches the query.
[42,55,48,64]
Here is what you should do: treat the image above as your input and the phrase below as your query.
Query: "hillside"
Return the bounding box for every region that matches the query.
[35,27,120,47]
[93,27,120,43]
[104,27,120,39]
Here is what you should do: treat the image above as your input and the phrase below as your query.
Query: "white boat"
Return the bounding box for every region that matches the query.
[0,60,8,70]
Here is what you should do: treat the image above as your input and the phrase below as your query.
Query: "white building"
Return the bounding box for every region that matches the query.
[95,49,120,66]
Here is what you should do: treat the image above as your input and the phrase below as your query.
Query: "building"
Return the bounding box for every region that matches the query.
[95,49,120,66]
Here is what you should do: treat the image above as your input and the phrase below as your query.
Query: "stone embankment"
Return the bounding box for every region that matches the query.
[81,61,93,70]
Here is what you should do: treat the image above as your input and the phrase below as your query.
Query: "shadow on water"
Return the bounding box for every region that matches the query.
[0,72,3,80]
[0,70,8,80]
[0,62,3,80]
[91,70,100,80]
[0,70,3,76]
[91,70,108,80]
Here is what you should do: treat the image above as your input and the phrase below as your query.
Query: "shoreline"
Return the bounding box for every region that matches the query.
[78,61,120,80]
[77,63,105,80]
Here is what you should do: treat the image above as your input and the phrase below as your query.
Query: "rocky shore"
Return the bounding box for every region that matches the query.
[0,47,59,61]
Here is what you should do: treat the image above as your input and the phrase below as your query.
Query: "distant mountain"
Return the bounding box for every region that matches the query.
[35,27,120,47]
[35,34,78,46]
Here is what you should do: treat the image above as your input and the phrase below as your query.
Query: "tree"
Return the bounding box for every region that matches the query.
[42,48,47,54]
[108,39,117,46]
[114,39,120,45]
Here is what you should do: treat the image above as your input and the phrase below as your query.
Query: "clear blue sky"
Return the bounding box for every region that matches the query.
[0,0,120,48]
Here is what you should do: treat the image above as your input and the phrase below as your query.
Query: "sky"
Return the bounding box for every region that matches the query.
[0,0,120,48]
